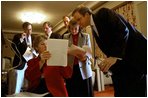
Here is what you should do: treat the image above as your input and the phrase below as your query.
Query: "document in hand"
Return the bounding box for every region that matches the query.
[23,47,34,61]
[68,45,92,58]
[68,44,86,58]
[47,39,68,66]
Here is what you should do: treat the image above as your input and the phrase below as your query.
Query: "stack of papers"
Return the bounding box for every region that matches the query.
[68,44,92,58]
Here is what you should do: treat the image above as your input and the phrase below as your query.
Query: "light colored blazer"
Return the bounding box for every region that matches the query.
[63,32,92,79]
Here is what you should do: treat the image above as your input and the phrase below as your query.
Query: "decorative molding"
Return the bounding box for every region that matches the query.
[3,30,41,35]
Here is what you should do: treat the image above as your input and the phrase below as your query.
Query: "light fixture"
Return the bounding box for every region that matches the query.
[20,12,46,24]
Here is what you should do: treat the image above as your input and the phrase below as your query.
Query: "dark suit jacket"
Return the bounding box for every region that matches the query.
[12,34,35,70]
[61,30,69,39]
[93,8,146,96]
[93,7,146,74]
[50,33,61,39]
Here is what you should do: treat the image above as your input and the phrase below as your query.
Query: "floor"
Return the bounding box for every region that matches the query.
[94,85,114,97]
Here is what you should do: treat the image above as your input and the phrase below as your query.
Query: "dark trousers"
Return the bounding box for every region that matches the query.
[66,64,94,97]
[112,74,147,97]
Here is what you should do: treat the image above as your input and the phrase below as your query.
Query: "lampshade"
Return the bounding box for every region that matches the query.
[20,12,46,24]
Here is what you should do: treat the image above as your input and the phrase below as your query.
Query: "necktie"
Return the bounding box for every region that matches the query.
[27,37,31,48]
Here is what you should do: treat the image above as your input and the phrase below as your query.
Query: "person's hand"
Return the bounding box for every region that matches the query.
[98,57,117,72]
[77,54,87,62]
[22,33,26,39]
[40,51,51,62]
[39,51,51,69]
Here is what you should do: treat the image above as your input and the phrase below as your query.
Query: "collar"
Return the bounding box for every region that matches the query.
[68,32,84,38]
[47,31,52,38]
[90,15,95,27]
[90,15,99,37]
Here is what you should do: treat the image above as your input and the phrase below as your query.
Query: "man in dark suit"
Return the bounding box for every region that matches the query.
[12,22,36,93]
[61,16,70,38]
[72,6,147,97]
[43,21,61,39]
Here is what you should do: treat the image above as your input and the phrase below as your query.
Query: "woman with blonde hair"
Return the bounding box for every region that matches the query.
[25,35,72,97]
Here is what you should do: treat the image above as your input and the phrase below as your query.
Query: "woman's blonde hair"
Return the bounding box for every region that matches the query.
[33,35,47,52]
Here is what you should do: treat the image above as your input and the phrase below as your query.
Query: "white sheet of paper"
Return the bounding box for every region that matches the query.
[68,44,86,58]
[47,39,68,66]
[79,60,92,79]
[23,47,33,61]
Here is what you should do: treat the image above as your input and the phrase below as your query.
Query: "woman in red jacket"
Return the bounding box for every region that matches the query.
[25,35,72,97]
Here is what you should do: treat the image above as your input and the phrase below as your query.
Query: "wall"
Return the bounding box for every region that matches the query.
[134,1,147,37]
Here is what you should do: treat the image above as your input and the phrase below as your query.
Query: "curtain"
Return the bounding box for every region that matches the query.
[114,2,137,27]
